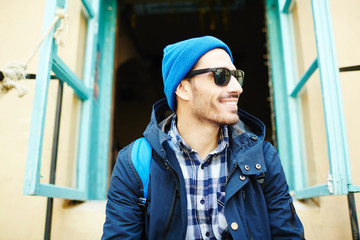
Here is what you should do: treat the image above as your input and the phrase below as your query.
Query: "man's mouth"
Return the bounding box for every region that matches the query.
[221,101,237,106]
[219,94,239,106]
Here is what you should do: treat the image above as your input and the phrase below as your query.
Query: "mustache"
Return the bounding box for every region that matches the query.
[218,93,240,101]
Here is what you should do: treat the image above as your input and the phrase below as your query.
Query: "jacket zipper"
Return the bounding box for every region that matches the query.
[242,190,253,240]
[226,164,238,186]
[161,160,180,239]
[226,147,236,186]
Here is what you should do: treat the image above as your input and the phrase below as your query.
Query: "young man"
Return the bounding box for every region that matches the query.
[102,36,304,239]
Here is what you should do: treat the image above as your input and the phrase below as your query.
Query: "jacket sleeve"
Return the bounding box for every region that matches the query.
[262,142,305,239]
[102,145,144,240]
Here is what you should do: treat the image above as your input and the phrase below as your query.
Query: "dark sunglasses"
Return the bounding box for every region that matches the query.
[185,68,245,87]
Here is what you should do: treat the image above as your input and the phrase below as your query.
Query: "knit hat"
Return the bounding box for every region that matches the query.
[162,36,233,111]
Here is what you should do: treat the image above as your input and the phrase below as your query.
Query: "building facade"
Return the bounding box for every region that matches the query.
[0,0,359,239]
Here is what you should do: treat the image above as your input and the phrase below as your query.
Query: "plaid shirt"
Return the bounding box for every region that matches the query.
[167,116,230,239]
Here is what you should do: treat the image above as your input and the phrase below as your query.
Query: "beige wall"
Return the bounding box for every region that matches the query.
[0,1,47,239]
[292,0,360,239]
[0,1,105,239]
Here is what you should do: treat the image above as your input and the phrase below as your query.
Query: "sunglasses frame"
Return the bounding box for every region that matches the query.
[185,67,245,86]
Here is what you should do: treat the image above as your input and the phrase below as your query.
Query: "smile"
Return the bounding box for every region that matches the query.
[221,101,237,105]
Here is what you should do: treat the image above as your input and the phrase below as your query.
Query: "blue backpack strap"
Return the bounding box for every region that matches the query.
[131,137,152,208]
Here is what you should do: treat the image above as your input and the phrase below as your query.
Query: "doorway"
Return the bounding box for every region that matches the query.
[111,0,273,167]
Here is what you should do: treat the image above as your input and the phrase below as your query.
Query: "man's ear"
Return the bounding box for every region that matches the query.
[175,80,191,101]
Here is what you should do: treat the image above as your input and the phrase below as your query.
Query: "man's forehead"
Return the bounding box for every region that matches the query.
[195,48,234,68]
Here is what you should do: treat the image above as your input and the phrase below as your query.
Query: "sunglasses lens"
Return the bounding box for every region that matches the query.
[233,70,244,86]
[214,68,231,86]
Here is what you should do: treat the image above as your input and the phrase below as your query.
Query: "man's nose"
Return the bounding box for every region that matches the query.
[227,75,243,94]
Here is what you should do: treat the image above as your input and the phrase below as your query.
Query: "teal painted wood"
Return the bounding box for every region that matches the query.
[280,0,295,13]
[38,184,86,200]
[77,0,100,198]
[24,0,101,200]
[265,0,291,186]
[294,184,329,199]
[311,0,351,195]
[290,58,318,97]
[265,0,294,189]
[88,0,117,200]
[82,0,95,19]
[266,0,307,191]
[277,0,307,191]
[77,0,99,198]
[52,55,90,100]
[348,185,360,193]
[23,0,62,195]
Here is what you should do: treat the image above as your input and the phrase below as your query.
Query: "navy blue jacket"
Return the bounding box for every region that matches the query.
[102,99,305,239]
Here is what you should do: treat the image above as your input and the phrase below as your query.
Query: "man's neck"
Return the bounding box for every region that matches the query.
[176,115,221,160]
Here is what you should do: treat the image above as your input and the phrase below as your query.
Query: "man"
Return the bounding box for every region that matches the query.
[102,36,304,239]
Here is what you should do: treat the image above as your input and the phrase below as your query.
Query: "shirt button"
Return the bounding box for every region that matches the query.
[239,175,246,181]
[231,222,239,230]
[244,165,250,171]
[206,232,210,237]
[200,199,205,205]
[201,165,204,169]
[255,164,261,170]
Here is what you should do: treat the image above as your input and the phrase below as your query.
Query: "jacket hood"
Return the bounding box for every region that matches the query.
[143,98,266,159]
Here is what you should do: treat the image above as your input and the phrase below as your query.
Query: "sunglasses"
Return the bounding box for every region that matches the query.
[185,68,245,87]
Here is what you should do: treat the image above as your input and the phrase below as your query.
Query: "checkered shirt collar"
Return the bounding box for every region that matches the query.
[169,115,229,156]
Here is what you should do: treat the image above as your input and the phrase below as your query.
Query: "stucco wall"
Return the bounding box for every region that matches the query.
[1,1,47,239]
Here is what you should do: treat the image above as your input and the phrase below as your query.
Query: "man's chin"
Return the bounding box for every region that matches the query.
[221,114,239,125]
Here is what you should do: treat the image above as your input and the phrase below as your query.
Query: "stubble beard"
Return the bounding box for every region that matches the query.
[191,86,240,127]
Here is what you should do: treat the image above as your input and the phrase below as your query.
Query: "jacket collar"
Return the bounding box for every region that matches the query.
[143,98,267,174]
[143,99,173,158]
[228,108,267,175]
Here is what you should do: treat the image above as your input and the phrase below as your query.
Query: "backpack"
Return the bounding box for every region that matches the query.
[130,137,265,209]
[130,137,152,208]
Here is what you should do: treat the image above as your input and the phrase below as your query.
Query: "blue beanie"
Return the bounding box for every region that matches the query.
[162,36,233,111]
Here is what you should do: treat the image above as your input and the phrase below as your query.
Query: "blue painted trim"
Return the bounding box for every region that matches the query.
[265,0,294,189]
[266,0,307,191]
[280,0,296,13]
[290,58,318,97]
[312,0,351,195]
[348,185,360,193]
[37,184,87,200]
[295,184,360,199]
[88,0,117,200]
[278,0,307,191]
[82,0,95,19]
[24,0,100,200]
[52,55,90,100]
[294,184,329,199]
[268,0,353,199]
[76,0,99,197]
[24,0,60,196]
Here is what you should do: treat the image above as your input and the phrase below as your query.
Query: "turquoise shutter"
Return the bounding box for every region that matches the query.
[266,0,360,198]
[23,0,116,200]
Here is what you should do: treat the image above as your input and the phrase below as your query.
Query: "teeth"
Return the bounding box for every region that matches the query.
[222,101,237,105]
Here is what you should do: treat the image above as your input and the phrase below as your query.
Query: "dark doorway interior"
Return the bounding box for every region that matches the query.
[112,0,272,167]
